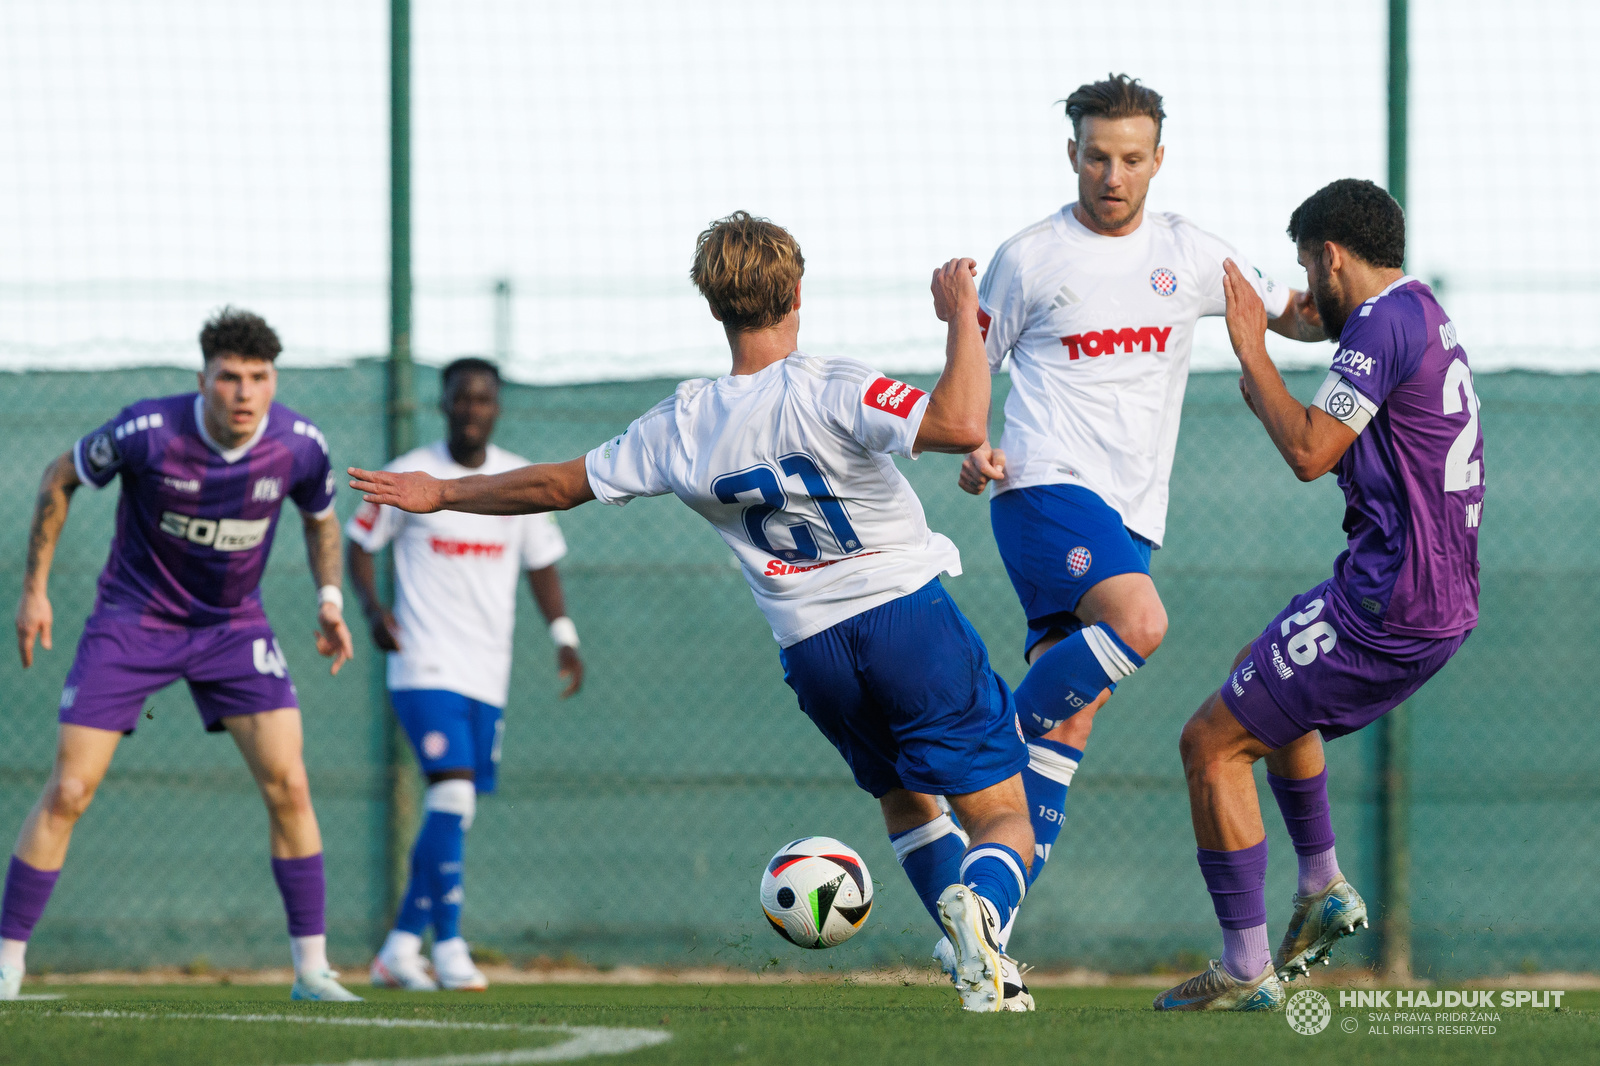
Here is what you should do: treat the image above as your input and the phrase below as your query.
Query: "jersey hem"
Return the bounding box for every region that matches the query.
[772,562,958,648]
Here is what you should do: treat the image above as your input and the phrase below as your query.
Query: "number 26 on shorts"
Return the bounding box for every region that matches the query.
[1280,598,1337,666]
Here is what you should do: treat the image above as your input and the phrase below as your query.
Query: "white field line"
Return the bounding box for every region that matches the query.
[40,1010,672,1064]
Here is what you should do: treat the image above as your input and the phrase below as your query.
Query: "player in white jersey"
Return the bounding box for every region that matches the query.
[957,76,1326,898]
[345,358,583,991]
[352,212,1036,1012]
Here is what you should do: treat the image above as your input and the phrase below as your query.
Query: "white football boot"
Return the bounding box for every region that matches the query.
[370,935,439,991]
[432,937,488,991]
[291,969,364,1001]
[933,937,1034,1011]
[1274,875,1369,982]
[936,884,1005,1012]
[1152,960,1284,1012]
[0,963,22,1000]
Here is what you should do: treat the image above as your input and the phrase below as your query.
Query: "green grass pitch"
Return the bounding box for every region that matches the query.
[2,984,1595,1065]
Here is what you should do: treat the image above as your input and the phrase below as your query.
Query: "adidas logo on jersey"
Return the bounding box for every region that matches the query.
[1060,326,1173,360]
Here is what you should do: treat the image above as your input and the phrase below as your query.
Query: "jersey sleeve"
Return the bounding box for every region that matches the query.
[1191,231,1291,320]
[520,512,568,570]
[977,239,1029,372]
[72,405,151,489]
[584,402,677,506]
[288,420,337,517]
[1311,297,1424,435]
[345,499,403,552]
[841,373,930,458]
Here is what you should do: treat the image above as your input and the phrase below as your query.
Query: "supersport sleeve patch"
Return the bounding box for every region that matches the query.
[863,377,926,418]
[1312,370,1380,435]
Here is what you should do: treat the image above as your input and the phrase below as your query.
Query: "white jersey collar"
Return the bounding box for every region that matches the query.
[194,395,270,464]
[1057,202,1149,245]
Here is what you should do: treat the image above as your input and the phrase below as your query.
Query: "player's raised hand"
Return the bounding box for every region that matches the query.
[314,601,355,675]
[348,467,447,514]
[1222,258,1270,360]
[958,443,1006,495]
[930,258,980,322]
[15,589,52,668]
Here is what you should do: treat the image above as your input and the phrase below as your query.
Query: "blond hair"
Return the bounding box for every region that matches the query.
[690,211,805,332]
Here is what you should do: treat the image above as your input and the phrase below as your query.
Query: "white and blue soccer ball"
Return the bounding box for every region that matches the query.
[759,836,873,949]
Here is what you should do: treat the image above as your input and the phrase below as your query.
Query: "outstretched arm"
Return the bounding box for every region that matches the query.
[1223,259,1356,482]
[915,257,990,454]
[302,509,355,675]
[15,452,80,667]
[349,455,596,516]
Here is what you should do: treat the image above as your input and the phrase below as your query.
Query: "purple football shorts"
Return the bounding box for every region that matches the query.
[1219,577,1469,750]
[58,609,299,734]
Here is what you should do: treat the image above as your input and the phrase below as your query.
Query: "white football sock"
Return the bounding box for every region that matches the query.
[291,934,329,976]
[0,937,26,970]
[382,929,424,960]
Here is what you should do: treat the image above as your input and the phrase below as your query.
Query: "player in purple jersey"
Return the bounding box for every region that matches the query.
[1154,180,1482,1011]
[1,309,361,1002]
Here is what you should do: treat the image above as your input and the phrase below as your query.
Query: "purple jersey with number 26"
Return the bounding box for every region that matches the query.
[73,393,336,627]
[1318,276,1483,637]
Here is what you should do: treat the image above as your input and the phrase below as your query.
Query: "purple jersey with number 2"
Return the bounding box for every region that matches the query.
[73,393,336,627]
[1313,276,1483,637]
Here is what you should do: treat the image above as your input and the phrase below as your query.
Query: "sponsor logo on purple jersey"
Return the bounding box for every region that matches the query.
[73,393,337,627]
[1328,279,1483,638]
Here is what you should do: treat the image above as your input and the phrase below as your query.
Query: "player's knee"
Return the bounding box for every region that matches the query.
[425,779,477,831]
[1118,605,1167,660]
[259,766,314,818]
[45,774,98,822]
[1178,711,1220,776]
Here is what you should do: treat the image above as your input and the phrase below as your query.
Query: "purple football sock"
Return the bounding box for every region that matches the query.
[1197,839,1270,981]
[1,856,61,942]
[270,854,327,938]
[1267,769,1342,896]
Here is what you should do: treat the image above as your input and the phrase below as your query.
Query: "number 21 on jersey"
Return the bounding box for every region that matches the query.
[712,453,863,562]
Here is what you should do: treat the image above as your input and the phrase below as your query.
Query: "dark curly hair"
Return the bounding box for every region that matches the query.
[198,306,282,363]
[441,356,502,393]
[1061,74,1166,143]
[1287,179,1405,269]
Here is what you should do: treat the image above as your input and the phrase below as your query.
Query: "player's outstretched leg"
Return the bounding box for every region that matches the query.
[938,777,1034,1013]
[1153,687,1285,1012]
[1267,758,1367,980]
[227,710,361,1002]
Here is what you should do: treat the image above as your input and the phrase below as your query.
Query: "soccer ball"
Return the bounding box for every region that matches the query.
[759,836,873,949]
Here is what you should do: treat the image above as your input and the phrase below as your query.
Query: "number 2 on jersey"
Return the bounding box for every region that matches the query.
[712,453,863,562]
[1442,358,1482,492]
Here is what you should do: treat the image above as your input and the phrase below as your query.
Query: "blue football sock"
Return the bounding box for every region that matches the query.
[1014,624,1144,738]
[421,810,466,942]
[394,820,442,936]
[959,843,1028,932]
[1021,739,1083,885]
[890,813,968,928]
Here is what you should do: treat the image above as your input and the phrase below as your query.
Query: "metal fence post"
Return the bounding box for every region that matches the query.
[384,0,417,921]
[493,277,513,365]
[1379,0,1413,982]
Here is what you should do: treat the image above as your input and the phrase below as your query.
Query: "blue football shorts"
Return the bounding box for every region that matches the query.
[778,578,1027,799]
[390,688,505,793]
[990,483,1155,659]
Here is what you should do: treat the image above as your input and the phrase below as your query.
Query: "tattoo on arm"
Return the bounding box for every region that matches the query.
[24,454,79,594]
[303,511,344,590]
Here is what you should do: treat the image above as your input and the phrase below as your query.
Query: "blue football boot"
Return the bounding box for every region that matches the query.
[1274,875,1369,982]
[1153,960,1285,1012]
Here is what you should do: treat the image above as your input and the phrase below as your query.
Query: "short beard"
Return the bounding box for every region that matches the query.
[1312,274,1348,340]
[1080,189,1144,232]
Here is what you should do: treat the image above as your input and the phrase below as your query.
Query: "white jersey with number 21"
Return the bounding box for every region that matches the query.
[979,205,1291,546]
[585,352,961,647]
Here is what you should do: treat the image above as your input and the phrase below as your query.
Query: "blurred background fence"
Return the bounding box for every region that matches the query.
[1,0,1597,981]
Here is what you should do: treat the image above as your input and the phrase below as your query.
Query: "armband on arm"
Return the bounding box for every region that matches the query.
[1311,371,1380,435]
